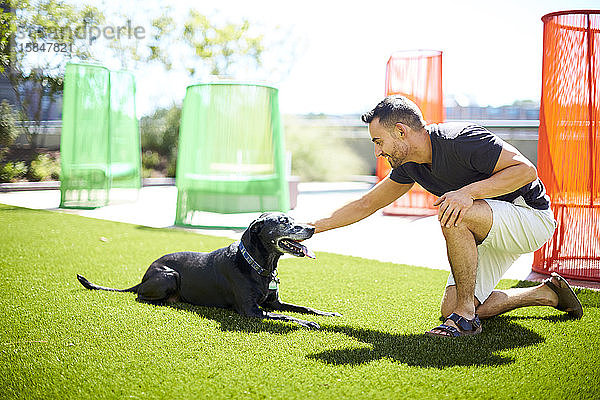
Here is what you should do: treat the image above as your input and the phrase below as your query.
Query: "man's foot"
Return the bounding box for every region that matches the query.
[543,273,583,319]
[427,313,482,337]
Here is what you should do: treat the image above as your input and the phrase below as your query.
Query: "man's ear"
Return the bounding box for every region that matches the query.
[394,122,405,137]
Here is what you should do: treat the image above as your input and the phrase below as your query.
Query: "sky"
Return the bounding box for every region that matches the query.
[92,0,599,116]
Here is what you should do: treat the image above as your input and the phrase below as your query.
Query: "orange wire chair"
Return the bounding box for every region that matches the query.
[377,50,444,216]
[533,10,600,281]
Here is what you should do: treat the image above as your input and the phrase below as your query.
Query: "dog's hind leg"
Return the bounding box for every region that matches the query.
[136,265,181,305]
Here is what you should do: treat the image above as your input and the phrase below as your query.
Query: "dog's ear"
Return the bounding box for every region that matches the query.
[249,219,265,234]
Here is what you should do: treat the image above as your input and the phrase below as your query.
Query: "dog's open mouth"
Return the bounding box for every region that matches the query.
[278,238,316,259]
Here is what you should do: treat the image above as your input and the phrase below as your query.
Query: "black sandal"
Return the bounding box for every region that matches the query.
[543,272,583,319]
[427,313,482,337]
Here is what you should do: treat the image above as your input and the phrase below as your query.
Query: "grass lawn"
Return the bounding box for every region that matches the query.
[1,203,599,400]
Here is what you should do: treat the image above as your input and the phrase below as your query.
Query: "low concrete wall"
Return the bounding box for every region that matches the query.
[12,121,61,150]
[12,119,539,172]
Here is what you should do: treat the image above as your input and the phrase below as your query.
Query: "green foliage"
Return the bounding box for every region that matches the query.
[140,104,180,158]
[7,0,104,67]
[1,204,599,399]
[26,153,59,181]
[166,156,177,178]
[0,4,17,73]
[0,100,19,157]
[284,116,368,181]
[141,150,161,170]
[0,161,26,182]
[1,0,103,147]
[182,10,263,76]
[140,104,180,177]
[103,6,284,79]
[141,150,176,178]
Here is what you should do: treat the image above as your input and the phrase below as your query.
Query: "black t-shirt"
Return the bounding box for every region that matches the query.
[389,122,550,210]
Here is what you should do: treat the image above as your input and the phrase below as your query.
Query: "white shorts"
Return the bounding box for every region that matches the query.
[446,196,557,303]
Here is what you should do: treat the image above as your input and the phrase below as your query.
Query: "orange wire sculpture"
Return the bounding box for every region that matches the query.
[377,50,444,216]
[533,10,600,281]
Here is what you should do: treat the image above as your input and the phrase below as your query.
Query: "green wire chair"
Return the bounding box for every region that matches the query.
[60,63,141,209]
[175,82,290,228]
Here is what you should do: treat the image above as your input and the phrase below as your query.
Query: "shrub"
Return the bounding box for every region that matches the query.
[0,100,19,159]
[0,162,27,182]
[284,115,368,181]
[140,105,181,177]
[166,157,177,178]
[140,104,180,158]
[27,154,60,181]
[142,150,161,170]
[142,167,153,179]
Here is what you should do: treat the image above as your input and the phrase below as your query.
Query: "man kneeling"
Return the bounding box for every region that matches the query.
[309,95,583,337]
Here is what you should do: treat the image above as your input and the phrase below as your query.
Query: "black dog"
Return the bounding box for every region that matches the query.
[77,212,340,329]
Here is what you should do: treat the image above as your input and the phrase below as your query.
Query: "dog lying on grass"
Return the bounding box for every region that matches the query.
[77,212,340,329]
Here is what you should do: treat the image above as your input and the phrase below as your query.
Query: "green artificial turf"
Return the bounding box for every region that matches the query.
[1,203,599,399]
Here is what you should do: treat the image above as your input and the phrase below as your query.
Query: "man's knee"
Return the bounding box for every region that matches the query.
[439,200,492,244]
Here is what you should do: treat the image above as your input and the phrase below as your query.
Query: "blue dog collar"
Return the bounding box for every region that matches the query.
[238,241,268,276]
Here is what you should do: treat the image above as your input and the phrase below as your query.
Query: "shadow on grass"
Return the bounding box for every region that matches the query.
[166,302,301,335]
[506,315,569,322]
[0,205,23,211]
[307,317,544,368]
[163,301,545,368]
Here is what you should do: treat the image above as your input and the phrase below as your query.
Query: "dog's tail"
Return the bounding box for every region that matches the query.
[77,274,140,293]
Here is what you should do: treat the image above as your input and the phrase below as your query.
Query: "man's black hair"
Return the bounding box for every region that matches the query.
[361,95,426,131]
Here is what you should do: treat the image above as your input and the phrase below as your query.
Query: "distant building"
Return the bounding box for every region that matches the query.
[17,77,63,121]
[0,73,17,105]
[445,104,539,121]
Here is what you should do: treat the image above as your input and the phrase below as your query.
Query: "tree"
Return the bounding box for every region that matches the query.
[128,8,265,78]
[105,6,293,82]
[0,0,103,148]
[181,10,264,77]
[0,99,18,159]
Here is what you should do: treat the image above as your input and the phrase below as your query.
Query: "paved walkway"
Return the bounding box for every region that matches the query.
[0,182,538,282]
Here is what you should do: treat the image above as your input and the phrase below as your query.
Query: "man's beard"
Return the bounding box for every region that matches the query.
[387,155,401,168]
[384,144,407,168]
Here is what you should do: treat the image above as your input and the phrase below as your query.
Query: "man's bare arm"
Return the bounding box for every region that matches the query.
[311,176,413,233]
[462,142,537,199]
[435,143,538,227]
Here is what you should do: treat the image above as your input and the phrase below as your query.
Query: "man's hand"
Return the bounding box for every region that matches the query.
[433,189,474,228]
[310,177,413,234]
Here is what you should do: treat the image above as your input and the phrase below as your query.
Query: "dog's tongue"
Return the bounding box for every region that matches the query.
[295,241,316,259]
[302,245,316,259]
[284,239,316,259]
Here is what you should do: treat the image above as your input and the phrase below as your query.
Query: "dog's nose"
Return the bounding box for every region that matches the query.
[300,224,315,235]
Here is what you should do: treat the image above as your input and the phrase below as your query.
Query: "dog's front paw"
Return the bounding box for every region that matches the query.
[299,320,320,330]
[319,311,342,317]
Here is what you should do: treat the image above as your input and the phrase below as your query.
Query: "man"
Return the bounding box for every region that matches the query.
[310,95,583,337]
